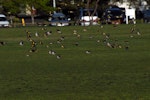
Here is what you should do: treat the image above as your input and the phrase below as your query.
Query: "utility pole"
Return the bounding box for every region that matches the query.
[53,0,56,13]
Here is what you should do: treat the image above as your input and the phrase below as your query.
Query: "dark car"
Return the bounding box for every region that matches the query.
[142,10,150,23]
[49,13,70,26]
[102,8,125,24]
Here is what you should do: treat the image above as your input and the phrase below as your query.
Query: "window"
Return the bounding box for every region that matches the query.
[0,17,7,21]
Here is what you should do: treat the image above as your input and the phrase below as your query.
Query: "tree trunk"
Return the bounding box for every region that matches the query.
[86,0,91,16]
[86,0,100,25]
[31,6,36,25]
[31,14,35,25]
[92,0,100,16]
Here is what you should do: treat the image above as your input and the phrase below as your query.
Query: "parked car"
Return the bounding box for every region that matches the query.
[142,10,150,23]
[49,13,70,26]
[102,8,125,24]
[79,8,99,26]
[0,14,10,27]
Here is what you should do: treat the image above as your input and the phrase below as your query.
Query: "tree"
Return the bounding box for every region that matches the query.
[85,0,100,25]
[21,0,53,24]
[25,0,54,15]
[2,0,54,24]
[1,0,21,15]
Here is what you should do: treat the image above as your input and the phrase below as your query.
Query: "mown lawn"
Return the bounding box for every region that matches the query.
[0,24,150,100]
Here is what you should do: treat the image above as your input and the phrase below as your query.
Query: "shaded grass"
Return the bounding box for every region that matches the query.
[0,24,150,100]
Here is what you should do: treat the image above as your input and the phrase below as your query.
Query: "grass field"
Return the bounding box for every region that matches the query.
[0,24,150,100]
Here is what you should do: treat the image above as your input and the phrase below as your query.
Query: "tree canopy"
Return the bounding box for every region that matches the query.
[1,0,149,16]
[1,0,54,15]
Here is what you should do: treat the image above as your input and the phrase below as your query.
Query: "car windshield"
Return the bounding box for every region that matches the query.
[51,13,67,21]
[52,17,66,21]
[83,10,97,16]
[107,10,122,16]
[0,17,7,21]
[52,13,66,17]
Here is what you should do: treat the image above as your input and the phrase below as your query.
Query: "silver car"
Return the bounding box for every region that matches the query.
[0,14,10,27]
[49,13,70,26]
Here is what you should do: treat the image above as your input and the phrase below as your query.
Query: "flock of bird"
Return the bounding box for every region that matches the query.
[0,24,141,60]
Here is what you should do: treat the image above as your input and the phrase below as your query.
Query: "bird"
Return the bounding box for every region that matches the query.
[26,30,32,40]
[30,49,37,53]
[46,31,52,35]
[41,28,47,31]
[130,35,134,38]
[118,45,122,48]
[106,42,112,48]
[44,31,52,37]
[48,50,52,55]
[77,34,81,38]
[48,50,56,55]
[85,50,91,54]
[61,45,65,48]
[136,28,141,35]
[49,42,53,45]
[56,55,61,59]
[137,31,141,35]
[73,30,77,35]
[0,41,5,46]
[44,32,49,37]
[46,45,49,48]
[124,41,129,50]
[100,25,104,28]
[97,40,100,43]
[48,50,52,54]
[60,36,65,41]
[19,40,24,46]
[125,46,129,50]
[57,39,62,44]
[29,40,37,52]
[74,42,79,46]
[105,34,110,39]
[26,54,30,57]
[102,32,106,36]
[130,25,136,34]
[35,32,39,37]
[51,51,56,55]
[39,41,43,45]
[57,29,62,34]
[83,28,87,32]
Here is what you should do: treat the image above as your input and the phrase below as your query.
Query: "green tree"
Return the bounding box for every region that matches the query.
[1,0,21,14]
[20,0,54,24]
[2,0,54,24]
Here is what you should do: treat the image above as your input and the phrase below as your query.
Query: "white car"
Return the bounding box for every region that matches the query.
[79,8,99,26]
[80,16,99,26]
[0,14,10,27]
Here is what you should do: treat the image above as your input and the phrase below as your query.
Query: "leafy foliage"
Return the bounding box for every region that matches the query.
[1,0,53,15]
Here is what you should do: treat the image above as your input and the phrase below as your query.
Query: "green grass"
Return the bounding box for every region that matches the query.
[0,24,150,100]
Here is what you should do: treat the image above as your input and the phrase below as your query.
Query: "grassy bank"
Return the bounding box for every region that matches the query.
[0,24,150,100]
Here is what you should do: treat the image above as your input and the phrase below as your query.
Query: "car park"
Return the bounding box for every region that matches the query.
[0,14,10,27]
[49,13,70,26]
